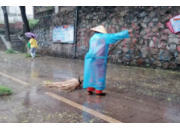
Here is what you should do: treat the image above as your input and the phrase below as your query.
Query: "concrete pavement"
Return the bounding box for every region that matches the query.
[0,51,180,123]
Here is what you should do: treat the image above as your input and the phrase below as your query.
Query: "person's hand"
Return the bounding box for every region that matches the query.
[128,29,133,34]
[128,29,134,37]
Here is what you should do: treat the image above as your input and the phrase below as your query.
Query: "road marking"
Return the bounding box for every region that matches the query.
[0,72,29,86]
[45,92,122,123]
[0,71,122,123]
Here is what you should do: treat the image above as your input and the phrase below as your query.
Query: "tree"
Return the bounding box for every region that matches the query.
[1,6,12,49]
[19,6,30,33]
[1,6,11,42]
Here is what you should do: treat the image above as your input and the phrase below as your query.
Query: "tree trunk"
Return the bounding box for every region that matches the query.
[19,6,30,33]
[1,6,11,42]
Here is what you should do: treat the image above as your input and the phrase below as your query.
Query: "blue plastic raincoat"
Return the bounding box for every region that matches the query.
[83,30,130,90]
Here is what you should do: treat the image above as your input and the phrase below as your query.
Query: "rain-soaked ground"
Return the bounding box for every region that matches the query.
[0,51,180,123]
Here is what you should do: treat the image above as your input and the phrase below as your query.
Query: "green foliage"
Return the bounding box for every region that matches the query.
[0,85,12,96]
[28,19,39,29]
[6,49,17,54]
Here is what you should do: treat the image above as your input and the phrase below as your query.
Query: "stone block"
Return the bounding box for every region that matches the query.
[92,20,97,26]
[147,32,154,37]
[145,59,150,64]
[150,48,159,55]
[131,59,137,66]
[168,62,177,69]
[143,36,149,40]
[122,47,129,53]
[148,22,154,27]
[152,27,159,33]
[147,7,154,11]
[125,54,131,59]
[111,18,117,24]
[143,17,150,23]
[158,50,171,61]
[145,28,151,33]
[161,14,172,22]
[149,11,156,18]
[117,59,123,64]
[162,29,171,35]
[120,10,128,17]
[152,37,158,42]
[140,47,149,58]
[168,38,179,44]
[93,12,97,16]
[177,45,180,52]
[122,56,131,62]
[175,57,180,64]
[158,41,166,49]
[101,21,106,26]
[161,35,168,41]
[160,10,165,16]
[169,43,177,51]
[132,38,138,44]
[117,50,123,54]
[153,60,162,67]
[115,25,120,31]
[139,12,148,17]
[137,59,144,66]
[152,18,158,22]
[93,16,98,20]
[140,30,146,36]
[163,62,169,69]
[135,34,140,38]
[168,33,176,38]
[111,28,116,33]
[119,20,125,26]
[139,39,144,45]
[140,23,147,28]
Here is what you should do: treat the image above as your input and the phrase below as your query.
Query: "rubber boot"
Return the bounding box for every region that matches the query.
[87,87,95,95]
[96,90,106,97]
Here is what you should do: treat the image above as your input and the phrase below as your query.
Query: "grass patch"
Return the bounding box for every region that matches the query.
[0,85,12,96]
[6,49,17,54]
[25,53,40,58]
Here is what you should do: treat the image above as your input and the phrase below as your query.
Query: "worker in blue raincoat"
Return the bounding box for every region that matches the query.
[83,25,132,96]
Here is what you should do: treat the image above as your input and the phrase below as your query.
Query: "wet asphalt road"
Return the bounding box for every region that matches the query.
[0,51,180,123]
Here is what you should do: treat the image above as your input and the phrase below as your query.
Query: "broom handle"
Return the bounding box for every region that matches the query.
[108,40,123,56]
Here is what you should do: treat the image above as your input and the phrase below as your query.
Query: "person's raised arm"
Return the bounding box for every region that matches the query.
[105,30,132,44]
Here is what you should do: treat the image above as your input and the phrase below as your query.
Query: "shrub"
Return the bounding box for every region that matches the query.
[28,19,39,29]
[6,49,17,54]
[0,85,12,96]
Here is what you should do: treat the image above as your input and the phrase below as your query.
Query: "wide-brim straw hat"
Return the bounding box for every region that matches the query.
[90,25,107,34]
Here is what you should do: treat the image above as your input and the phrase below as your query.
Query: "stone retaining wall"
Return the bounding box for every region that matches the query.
[33,6,180,69]
[32,8,76,58]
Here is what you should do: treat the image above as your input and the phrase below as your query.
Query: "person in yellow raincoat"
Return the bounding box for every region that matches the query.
[83,25,132,96]
[29,36,38,60]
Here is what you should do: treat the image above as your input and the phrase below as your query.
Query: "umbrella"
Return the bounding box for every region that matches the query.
[25,32,38,39]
